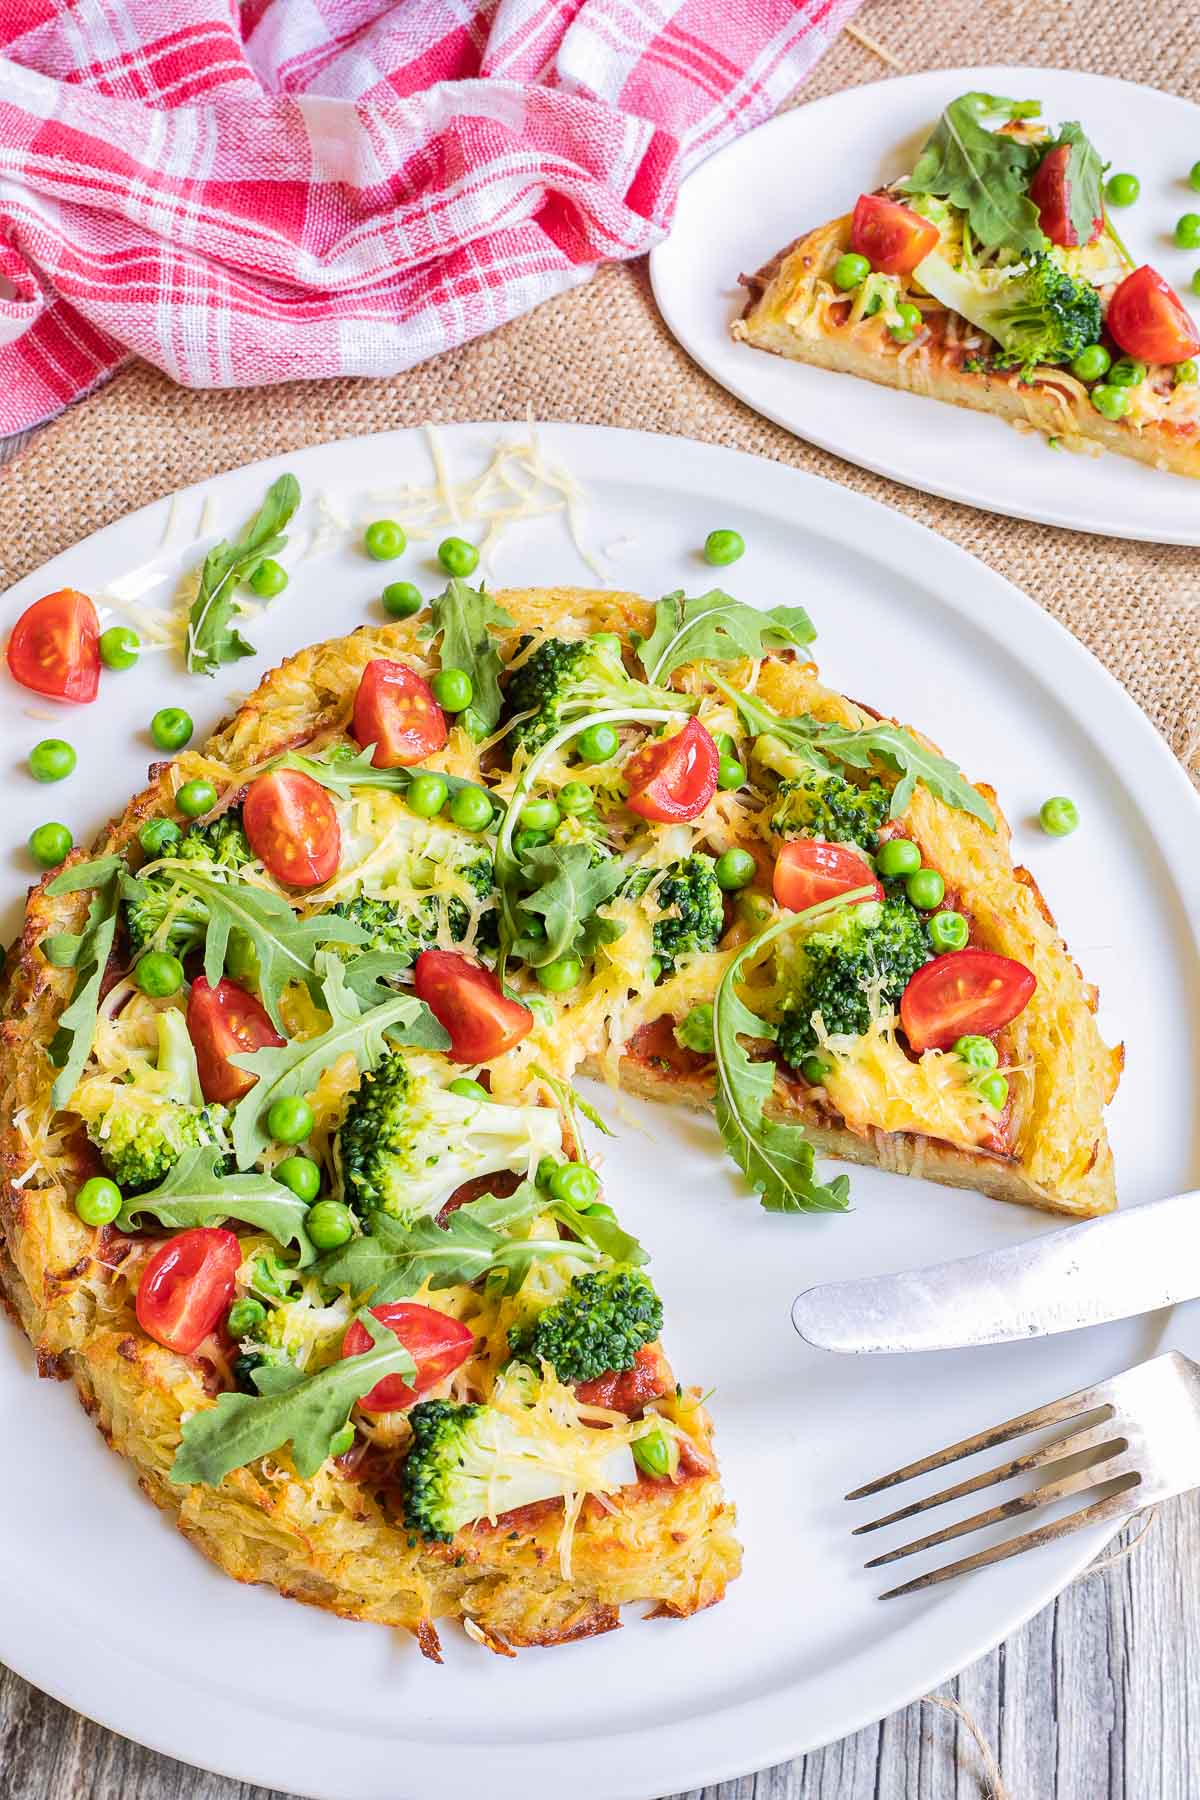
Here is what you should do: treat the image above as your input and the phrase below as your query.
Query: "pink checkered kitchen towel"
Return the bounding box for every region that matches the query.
[0,0,860,434]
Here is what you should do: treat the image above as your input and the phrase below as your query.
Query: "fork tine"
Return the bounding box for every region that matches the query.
[878,1485,1142,1599]
[853,1418,1128,1535]
[845,1389,1114,1501]
[864,1454,1138,1568]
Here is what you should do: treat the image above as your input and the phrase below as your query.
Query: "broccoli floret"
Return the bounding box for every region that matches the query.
[336,1052,560,1224]
[915,248,1101,368]
[509,1269,663,1384]
[81,1011,229,1191]
[504,635,680,757]
[125,806,252,955]
[651,854,724,977]
[777,896,931,1064]
[326,827,496,965]
[401,1386,638,1542]
[769,771,891,854]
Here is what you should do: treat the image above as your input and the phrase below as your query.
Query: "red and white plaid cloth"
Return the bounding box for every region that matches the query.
[0,0,859,434]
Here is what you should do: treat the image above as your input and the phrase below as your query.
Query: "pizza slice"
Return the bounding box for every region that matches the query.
[732,91,1200,476]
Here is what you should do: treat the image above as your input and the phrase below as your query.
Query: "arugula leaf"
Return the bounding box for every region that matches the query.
[169,1310,415,1486]
[337,950,414,1005]
[705,671,994,830]
[636,590,816,685]
[125,864,366,1030]
[419,579,515,740]
[273,746,476,803]
[1053,122,1105,246]
[899,92,1043,255]
[116,1146,315,1264]
[712,900,872,1214]
[314,1184,589,1305]
[546,1199,647,1266]
[186,474,301,676]
[510,841,627,968]
[228,955,448,1168]
[530,1063,615,1145]
[44,868,123,1108]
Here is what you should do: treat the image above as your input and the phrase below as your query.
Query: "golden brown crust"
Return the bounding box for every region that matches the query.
[733,215,1200,480]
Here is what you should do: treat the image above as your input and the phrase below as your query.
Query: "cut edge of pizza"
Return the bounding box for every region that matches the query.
[731,94,1200,479]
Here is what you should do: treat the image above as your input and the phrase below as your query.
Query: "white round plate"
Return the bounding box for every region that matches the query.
[1,424,1197,1800]
[650,66,1200,544]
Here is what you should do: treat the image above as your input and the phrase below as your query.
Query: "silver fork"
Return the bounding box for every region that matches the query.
[848,1350,1200,1599]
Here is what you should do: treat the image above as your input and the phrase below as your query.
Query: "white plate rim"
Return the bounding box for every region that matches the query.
[649,64,1200,545]
[0,421,1197,1800]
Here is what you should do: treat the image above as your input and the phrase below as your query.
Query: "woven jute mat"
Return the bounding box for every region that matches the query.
[0,0,1196,774]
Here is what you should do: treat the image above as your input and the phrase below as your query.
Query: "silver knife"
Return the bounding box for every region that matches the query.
[791,1187,1200,1352]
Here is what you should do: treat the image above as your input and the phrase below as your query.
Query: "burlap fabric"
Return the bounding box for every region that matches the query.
[0,0,1196,776]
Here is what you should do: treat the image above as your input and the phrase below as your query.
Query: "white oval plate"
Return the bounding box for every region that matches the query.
[1,424,1197,1800]
[650,66,1200,544]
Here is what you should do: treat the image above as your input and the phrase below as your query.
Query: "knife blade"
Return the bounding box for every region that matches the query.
[791,1187,1200,1352]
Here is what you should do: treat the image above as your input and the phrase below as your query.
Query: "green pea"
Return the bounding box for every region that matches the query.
[537,954,582,992]
[536,1155,561,1190]
[703,528,745,567]
[1108,358,1147,389]
[437,536,479,577]
[875,837,921,878]
[519,797,561,833]
[29,738,76,783]
[227,1296,267,1337]
[364,519,406,561]
[976,1071,1009,1111]
[306,1200,355,1251]
[582,1200,618,1223]
[248,558,288,598]
[328,1423,356,1459]
[407,772,448,817]
[714,847,755,891]
[833,251,871,291]
[29,822,72,868]
[1105,172,1140,208]
[150,707,194,752]
[954,1034,998,1070]
[1039,795,1079,837]
[99,625,140,670]
[558,781,593,816]
[1175,213,1200,249]
[1090,384,1131,421]
[717,755,746,790]
[577,722,619,763]
[632,1430,673,1478]
[275,1155,321,1203]
[675,1002,715,1055]
[906,867,945,910]
[547,1161,600,1208]
[1175,360,1198,386]
[799,1054,830,1085]
[431,668,473,713]
[888,302,923,343]
[267,1095,314,1145]
[449,786,494,832]
[1191,162,1200,193]
[138,817,181,857]
[135,951,184,997]
[928,910,968,953]
[75,1175,122,1227]
[513,828,551,856]
[1069,343,1110,383]
[176,778,217,818]
[449,1077,489,1103]
[382,580,422,619]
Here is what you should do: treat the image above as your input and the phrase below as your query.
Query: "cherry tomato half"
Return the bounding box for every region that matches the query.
[850,194,940,276]
[413,949,534,1063]
[243,768,340,889]
[1028,145,1100,248]
[900,949,1036,1053]
[624,718,718,824]
[772,840,883,912]
[7,589,100,703]
[187,976,284,1104]
[341,1301,475,1411]
[1106,265,1200,366]
[135,1226,241,1356]
[351,659,447,768]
